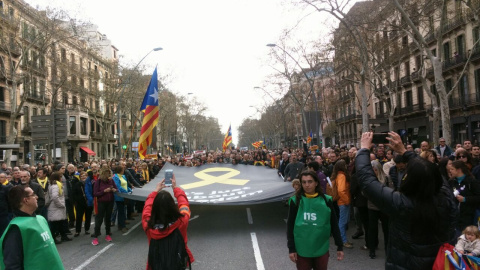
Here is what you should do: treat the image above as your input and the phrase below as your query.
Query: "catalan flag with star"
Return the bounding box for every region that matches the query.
[307,130,313,144]
[138,68,159,160]
[222,125,232,152]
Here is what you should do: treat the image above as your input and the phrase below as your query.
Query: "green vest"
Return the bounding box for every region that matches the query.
[0,215,64,270]
[291,195,332,257]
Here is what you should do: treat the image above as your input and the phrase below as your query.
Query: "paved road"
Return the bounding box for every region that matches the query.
[58,202,386,270]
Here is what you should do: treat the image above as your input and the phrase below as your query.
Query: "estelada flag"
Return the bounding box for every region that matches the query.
[222,125,232,152]
[138,68,159,159]
[307,130,313,144]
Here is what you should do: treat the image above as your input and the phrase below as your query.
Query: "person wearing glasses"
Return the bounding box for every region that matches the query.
[448,160,480,236]
[435,137,453,158]
[0,185,64,269]
[455,149,474,171]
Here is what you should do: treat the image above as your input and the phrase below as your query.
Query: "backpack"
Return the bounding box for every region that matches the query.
[148,228,191,270]
[325,177,339,202]
[44,187,51,207]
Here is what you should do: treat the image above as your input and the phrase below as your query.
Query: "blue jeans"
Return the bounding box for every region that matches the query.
[115,201,126,229]
[339,204,350,243]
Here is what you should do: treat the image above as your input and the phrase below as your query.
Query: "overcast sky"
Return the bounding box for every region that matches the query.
[25,0,331,146]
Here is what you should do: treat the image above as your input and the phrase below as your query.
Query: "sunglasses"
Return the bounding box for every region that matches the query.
[456,155,467,159]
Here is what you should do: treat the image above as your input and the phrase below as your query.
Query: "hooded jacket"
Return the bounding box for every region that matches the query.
[142,188,194,270]
[356,148,458,270]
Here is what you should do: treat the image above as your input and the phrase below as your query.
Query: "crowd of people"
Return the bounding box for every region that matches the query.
[0,158,163,248]
[0,135,478,269]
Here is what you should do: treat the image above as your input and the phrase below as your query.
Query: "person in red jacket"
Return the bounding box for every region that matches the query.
[142,175,194,270]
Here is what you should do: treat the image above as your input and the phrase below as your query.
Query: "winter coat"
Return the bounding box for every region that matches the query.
[356,148,458,270]
[142,188,194,270]
[47,184,67,222]
[448,174,480,230]
[335,172,350,206]
[72,180,87,207]
[93,178,116,203]
[113,174,131,202]
[84,175,97,207]
[456,234,480,256]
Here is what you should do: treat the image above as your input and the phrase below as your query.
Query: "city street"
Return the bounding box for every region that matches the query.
[58,202,385,270]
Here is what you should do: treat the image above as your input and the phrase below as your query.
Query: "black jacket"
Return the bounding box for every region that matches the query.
[356,148,458,270]
[0,183,12,216]
[349,173,367,208]
[72,180,87,207]
[24,182,45,214]
[448,174,480,230]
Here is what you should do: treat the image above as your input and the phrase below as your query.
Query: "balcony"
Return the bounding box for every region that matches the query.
[400,74,411,86]
[424,32,436,44]
[395,103,427,116]
[66,104,88,113]
[89,131,115,141]
[411,71,420,81]
[389,31,399,40]
[471,46,480,63]
[25,91,50,104]
[438,15,466,35]
[449,93,480,109]
[0,101,13,114]
[442,52,467,72]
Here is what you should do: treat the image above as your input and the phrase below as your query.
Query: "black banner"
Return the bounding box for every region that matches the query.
[122,163,295,205]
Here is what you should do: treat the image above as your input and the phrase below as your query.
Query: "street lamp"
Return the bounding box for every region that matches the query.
[116,47,163,158]
[266,43,323,148]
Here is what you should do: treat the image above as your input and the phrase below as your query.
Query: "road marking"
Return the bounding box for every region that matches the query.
[122,221,142,236]
[246,208,253,224]
[250,233,265,270]
[189,215,200,221]
[73,243,114,270]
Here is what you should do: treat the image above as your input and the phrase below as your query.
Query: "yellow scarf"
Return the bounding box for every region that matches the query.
[143,170,149,182]
[37,177,48,189]
[56,181,63,196]
[1,180,9,186]
[305,192,318,198]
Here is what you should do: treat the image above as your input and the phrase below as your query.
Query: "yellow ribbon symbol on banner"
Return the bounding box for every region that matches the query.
[180,167,250,190]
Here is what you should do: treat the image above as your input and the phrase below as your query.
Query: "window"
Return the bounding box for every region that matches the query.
[32,108,37,116]
[415,55,421,70]
[40,80,45,96]
[90,119,95,133]
[475,69,480,101]
[417,86,424,109]
[63,93,69,105]
[72,96,78,105]
[404,61,410,76]
[402,36,408,48]
[108,144,111,156]
[89,98,93,109]
[375,102,380,116]
[41,109,45,115]
[443,42,451,61]
[8,7,14,18]
[0,120,5,144]
[0,87,4,102]
[474,27,479,50]
[24,106,29,124]
[80,117,87,135]
[91,143,95,152]
[61,48,66,63]
[459,75,468,104]
[69,116,76,135]
[406,90,413,107]
[456,35,465,56]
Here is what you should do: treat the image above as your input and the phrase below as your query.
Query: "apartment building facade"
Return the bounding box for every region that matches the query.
[0,0,119,165]
[334,0,480,148]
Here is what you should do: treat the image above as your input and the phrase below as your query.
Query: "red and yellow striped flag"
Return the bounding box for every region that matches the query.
[138,68,159,159]
[222,125,232,152]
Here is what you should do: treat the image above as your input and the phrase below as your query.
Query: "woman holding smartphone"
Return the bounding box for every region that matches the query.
[92,167,117,246]
[142,174,194,269]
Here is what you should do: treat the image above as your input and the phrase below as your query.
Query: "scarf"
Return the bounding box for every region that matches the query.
[37,177,48,189]
[56,181,63,196]
[143,170,150,182]
[305,192,318,198]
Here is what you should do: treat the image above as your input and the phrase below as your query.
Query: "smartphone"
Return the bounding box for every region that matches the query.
[165,169,173,186]
[372,133,389,144]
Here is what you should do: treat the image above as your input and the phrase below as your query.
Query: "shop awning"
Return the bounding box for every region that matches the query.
[80,146,96,156]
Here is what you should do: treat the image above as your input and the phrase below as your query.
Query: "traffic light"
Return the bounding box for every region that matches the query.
[122,145,127,150]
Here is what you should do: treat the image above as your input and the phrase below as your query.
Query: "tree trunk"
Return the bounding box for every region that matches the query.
[359,75,369,132]
[432,58,452,145]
